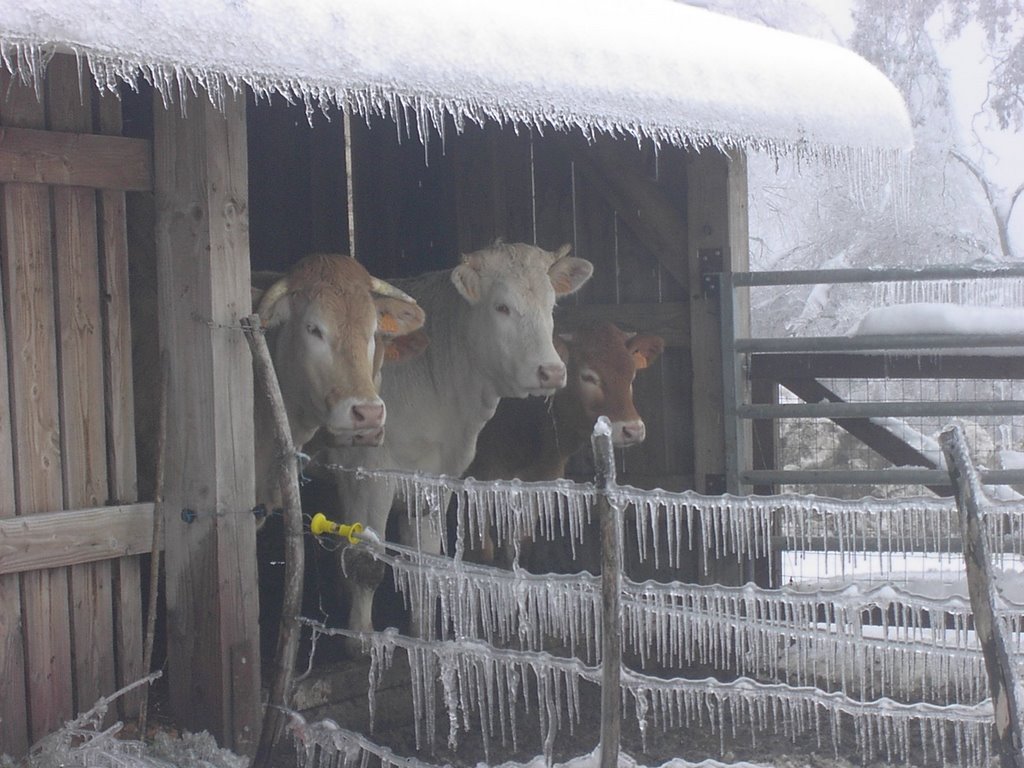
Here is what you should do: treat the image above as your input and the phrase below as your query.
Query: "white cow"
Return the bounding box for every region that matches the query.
[317,241,593,638]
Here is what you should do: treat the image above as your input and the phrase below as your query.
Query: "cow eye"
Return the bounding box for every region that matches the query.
[581,371,600,386]
[495,303,511,316]
[306,323,324,340]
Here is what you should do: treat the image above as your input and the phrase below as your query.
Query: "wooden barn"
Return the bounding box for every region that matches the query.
[0,0,913,758]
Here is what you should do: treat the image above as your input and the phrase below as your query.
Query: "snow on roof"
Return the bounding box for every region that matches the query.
[0,0,912,159]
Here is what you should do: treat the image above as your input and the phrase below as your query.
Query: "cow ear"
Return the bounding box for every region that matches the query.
[549,251,593,296]
[251,270,284,313]
[383,329,430,363]
[554,333,573,363]
[451,258,483,304]
[256,277,291,329]
[627,334,665,370]
[374,296,426,336]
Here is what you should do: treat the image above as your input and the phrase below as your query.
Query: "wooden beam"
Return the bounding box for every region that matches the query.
[153,91,260,755]
[686,148,749,584]
[941,427,1024,768]
[0,503,156,575]
[565,136,689,291]
[687,149,748,492]
[0,126,152,190]
[555,301,690,347]
[593,429,622,768]
[0,71,28,757]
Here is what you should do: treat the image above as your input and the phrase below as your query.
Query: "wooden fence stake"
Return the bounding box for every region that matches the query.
[591,416,621,768]
[940,425,1024,768]
[139,356,168,737]
[243,315,306,768]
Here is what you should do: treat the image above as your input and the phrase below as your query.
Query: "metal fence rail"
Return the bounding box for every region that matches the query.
[718,264,1024,494]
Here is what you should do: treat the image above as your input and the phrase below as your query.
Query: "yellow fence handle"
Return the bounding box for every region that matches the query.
[310,512,364,545]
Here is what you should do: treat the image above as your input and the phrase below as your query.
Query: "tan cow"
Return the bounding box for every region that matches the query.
[253,253,426,513]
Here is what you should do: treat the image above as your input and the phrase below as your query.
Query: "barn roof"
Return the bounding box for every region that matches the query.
[0,0,912,160]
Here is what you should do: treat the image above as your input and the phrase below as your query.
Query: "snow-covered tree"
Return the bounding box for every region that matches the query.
[699,0,1020,336]
[855,0,1023,262]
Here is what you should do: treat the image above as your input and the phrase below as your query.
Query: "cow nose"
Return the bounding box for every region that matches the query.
[351,401,385,427]
[537,362,566,389]
[618,420,646,446]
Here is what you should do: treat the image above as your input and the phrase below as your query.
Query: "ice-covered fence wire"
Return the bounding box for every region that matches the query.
[297,624,587,763]
[311,460,595,557]
[298,621,995,768]
[285,710,454,768]
[313,461,1024,570]
[283,710,776,768]
[623,579,1023,704]
[617,485,1024,574]
[875,278,1024,308]
[370,540,603,662]
[371,542,1021,704]
[617,486,951,572]
[620,668,993,767]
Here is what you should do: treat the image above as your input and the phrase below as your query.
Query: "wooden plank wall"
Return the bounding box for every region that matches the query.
[0,57,146,753]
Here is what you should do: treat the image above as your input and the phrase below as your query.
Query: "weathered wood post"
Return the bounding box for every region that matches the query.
[592,416,622,768]
[243,315,306,768]
[940,425,1024,768]
[686,148,750,585]
[153,90,261,753]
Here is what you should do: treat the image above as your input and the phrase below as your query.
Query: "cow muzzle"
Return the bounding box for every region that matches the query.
[612,419,646,447]
[536,362,567,391]
[324,396,387,445]
[350,400,385,428]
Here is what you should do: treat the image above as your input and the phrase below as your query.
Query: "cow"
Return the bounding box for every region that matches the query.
[314,241,593,641]
[464,321,664,569]
[252,253,426,513]
[129,185,426,509]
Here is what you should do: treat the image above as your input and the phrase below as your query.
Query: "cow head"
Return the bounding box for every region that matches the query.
[559,322,664,447]
[257,254,426,447]
[451,242,592,398]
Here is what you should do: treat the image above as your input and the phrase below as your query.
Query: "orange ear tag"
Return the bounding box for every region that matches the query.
[632,349,650,370]
[378,313,399,334]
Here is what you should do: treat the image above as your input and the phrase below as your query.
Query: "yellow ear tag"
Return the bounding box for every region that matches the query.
[632,349,650,370]
[378,313,399,334]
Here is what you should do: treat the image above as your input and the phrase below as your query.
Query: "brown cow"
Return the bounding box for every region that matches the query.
[465,321,663,568]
